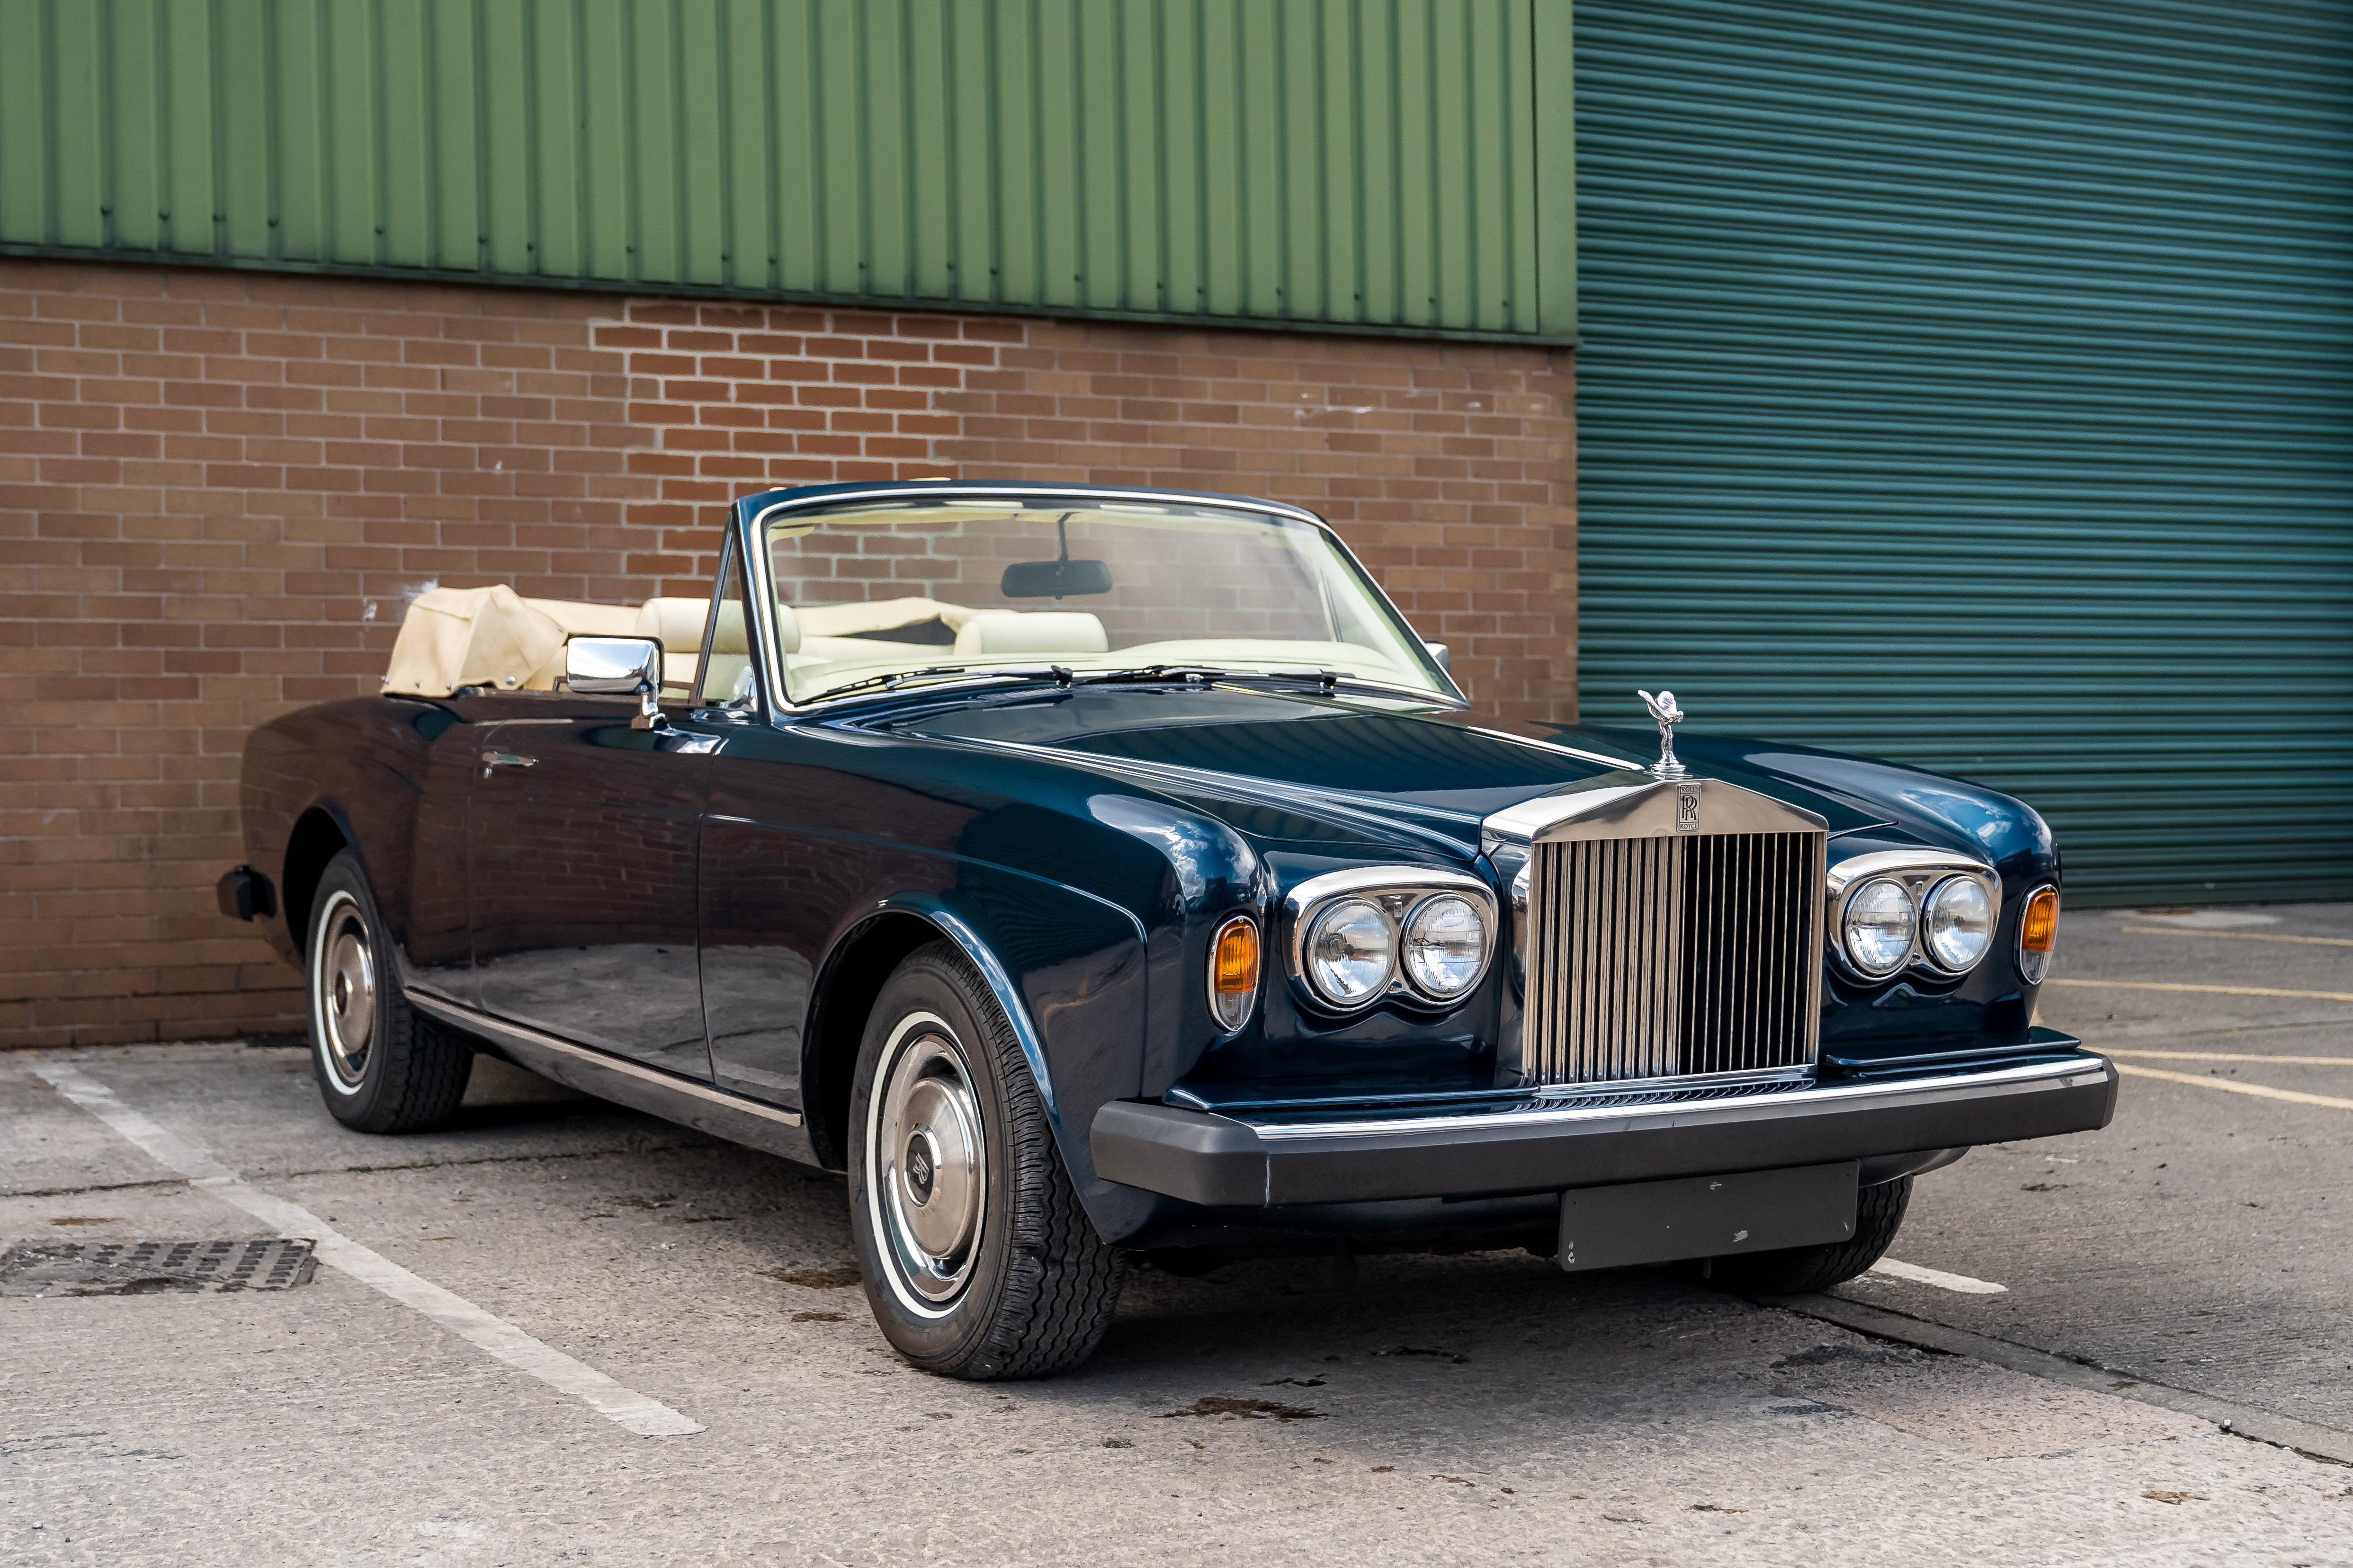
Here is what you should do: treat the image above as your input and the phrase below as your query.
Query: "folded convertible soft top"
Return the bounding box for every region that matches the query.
[381,587,641,697]
[380,588,1003,698]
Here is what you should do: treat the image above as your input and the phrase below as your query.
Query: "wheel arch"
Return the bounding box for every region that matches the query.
[802,909,966,1171]
[800,898,1075,1175]
[280,804,357,953]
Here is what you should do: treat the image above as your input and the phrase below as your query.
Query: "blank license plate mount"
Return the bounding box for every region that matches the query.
[1557,1161,1860,1273]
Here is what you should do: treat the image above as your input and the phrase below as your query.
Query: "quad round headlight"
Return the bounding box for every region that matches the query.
[1402,893,1488,999]
[1923,876,1994,972]
[1842,877,1918,977]
[1303,897,1395,1004]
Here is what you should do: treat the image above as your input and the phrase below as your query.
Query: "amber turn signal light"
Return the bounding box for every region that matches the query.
[2018,885,2059,984]
[2021,887,2058,952]
[1208,915,1260,1032]
[1213,917,1259,991]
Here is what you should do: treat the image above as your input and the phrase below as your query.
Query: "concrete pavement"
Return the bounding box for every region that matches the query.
[4,907,2351,1566]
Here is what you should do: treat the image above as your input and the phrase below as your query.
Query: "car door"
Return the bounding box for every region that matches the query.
[466,691,717,1078]
[397,698,493,1006]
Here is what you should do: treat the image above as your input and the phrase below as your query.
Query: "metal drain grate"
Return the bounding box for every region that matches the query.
[0,1238,318,1297]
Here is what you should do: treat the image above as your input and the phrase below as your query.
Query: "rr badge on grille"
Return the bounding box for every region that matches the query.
[1676,784,1701,832]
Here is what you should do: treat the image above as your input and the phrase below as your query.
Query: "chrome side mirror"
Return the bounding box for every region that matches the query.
[1423,641,1452,676]
[564,635,665,729]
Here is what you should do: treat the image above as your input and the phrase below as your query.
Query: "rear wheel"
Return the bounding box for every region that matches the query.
[305,849,473,1133]
[847,940,1124,1379]
[1712,1176,1914,1295]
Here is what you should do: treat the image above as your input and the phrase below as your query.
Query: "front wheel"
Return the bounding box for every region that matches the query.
[1712,1176,1914,1295]
[305,849,474,1133]
[847,941,1124,1379]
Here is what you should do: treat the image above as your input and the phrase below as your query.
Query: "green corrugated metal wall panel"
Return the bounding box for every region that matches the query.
[1575,0,2353,904]
[0,0,1571,340]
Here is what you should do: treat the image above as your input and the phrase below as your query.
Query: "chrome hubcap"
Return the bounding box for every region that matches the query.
[868,1020,985,1311]
[312,891,376,1093]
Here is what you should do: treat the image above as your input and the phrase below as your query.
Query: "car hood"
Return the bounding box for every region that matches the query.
[882,685,1970,864]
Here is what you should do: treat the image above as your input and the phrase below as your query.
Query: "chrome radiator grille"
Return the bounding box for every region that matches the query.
[1522,831,1825,1085]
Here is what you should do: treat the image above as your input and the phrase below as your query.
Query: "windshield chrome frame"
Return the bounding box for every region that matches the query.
[686,526,770,722]
[735,482,1468,715]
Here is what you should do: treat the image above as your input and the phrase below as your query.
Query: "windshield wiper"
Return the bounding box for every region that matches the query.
[807,664,1078,704]
[810,661,1437,706]
[1149,665,1461,705]
[1070,664,1233,686]
[1072,664,1368,695]
[809,665,972,701]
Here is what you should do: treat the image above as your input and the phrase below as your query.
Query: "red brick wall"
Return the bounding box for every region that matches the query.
[0,258,1575,1047]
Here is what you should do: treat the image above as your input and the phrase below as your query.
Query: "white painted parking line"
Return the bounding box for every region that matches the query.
[2112,1061,2353,1112]
[1866,1258,2009,1295]
[30,1059,703,1439]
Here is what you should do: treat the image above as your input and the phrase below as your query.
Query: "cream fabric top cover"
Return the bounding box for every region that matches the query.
[381,588,642,697]
[380,588,1038,697]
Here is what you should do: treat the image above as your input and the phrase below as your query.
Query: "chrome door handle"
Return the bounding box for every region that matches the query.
[480,749,538,776]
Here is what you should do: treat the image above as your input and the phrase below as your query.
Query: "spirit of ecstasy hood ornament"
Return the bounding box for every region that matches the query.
[1637,689,1686,777]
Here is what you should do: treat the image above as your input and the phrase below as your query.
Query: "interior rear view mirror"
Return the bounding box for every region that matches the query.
[564,635,666,728]
[1001,558,1113,598]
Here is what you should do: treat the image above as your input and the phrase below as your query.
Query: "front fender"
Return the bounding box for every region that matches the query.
[876,877,1154,1241]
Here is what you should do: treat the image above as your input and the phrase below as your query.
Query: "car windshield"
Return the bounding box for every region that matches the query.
[759,495,1454,704]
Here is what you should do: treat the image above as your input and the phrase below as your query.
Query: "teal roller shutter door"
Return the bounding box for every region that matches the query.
[1574,0,2353,903]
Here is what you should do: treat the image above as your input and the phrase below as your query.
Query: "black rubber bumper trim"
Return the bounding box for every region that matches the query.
[1092,1050,2119,1208]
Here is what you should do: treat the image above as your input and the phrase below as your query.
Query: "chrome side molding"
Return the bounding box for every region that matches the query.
[405,990,814,1163]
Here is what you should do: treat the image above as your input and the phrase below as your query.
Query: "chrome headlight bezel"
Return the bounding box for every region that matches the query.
[1284,867,1499,1014]
[1825,851,2003,982]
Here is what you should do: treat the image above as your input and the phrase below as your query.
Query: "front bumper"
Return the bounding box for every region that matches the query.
[1093,1045,2117,1208]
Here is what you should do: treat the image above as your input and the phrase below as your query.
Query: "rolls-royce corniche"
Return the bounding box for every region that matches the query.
[224,481,2115,1378]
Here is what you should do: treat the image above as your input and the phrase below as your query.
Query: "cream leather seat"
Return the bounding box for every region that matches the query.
[635,597,791,690]
[952,612,1108,659]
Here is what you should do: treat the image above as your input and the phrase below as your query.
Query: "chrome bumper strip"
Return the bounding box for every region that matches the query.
[1236,1055,2110,1142]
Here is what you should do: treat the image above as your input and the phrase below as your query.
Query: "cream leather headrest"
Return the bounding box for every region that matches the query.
[953,612,1108,658]
[636,597,785,655]
[522,598,642,638]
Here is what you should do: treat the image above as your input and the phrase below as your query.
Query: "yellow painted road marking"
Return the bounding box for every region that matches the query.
[2114,1062,2353,1111]
[2106,1049,2353,1067]
[2046,978,2353,1004]
[2120,925,2353,948]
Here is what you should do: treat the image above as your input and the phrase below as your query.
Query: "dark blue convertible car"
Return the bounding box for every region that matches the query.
[226,480,2114,1378]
